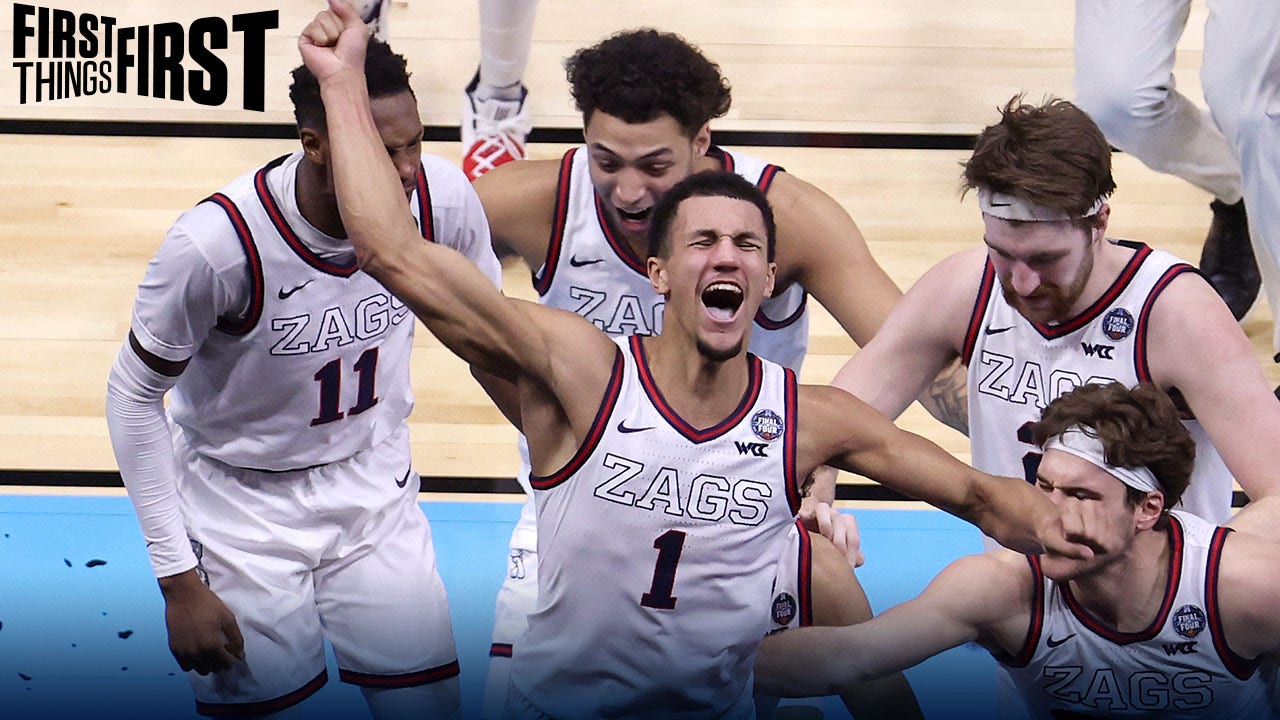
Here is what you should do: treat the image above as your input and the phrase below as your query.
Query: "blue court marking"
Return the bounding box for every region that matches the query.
[0,495,994,719]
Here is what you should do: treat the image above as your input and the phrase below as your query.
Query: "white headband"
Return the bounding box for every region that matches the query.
[1042,425,1163,494]
[978,187,1108,222]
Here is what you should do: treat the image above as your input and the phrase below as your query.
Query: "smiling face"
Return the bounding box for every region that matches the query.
[648,194,775,362]
[983,214,1103,325]
[1035,449,1163,582]
[584,110,710,247]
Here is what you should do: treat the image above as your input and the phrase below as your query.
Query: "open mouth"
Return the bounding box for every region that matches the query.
[617,206,652,225]
[701,281,744,322]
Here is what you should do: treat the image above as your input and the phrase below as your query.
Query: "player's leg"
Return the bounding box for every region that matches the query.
[172,433,330,718]
[481,498,540,720]
[1201,0,1280,348]
[463,0,538,180]
[314,427,461,720]
[1073,0,1257,318]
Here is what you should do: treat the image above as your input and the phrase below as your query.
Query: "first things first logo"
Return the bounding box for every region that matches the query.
[10,4,279,108]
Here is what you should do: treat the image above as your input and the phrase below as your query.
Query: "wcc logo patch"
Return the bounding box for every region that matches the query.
[771,592,797,626]
[10,4,278,108]
[1101,308,1135,341]
[1171,604,1207,639]
[751,409,783,442]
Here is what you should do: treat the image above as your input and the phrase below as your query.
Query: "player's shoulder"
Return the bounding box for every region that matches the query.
[417,153,479,198]
[472,155,563,204]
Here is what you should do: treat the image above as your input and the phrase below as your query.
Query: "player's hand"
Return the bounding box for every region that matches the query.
[803,502,864,569]
[298,0,369,84]
[1030,495,1095,561]
[159,570,246,675]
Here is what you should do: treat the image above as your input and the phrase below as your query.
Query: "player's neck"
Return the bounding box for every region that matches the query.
[1061,238,1137,321]
[1066,527,1172,633]
[641,334,753,427]
[295,159,346,239]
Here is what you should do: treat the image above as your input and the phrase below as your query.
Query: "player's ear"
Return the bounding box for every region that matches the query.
[648,256,671,296]
[299,127,326,164]
[691,123,711,157]
[1133,490,1164,531]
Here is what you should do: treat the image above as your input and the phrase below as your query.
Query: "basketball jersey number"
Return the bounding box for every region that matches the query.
[1017,421,1041,484]
[640,529,686,610]
[310,347,380,426]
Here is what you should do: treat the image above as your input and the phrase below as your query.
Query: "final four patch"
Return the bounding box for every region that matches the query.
[751,409,783,441]
[1172,604,1206,638]
[771,592,798,626]
[1102,308,1135,341]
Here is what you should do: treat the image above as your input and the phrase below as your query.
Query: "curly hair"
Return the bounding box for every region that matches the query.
[565,29,732,137]
[647,171,776,261]
[962,95,1117,226]
[289,39,415,131]
[1032,382,1195,511]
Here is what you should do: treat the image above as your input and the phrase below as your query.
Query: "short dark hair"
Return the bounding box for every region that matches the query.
[646,171,776,261]
[1032,382,1195,512]
[963,95,1117,227]
[565,28,732,137]
[289,38,415,131]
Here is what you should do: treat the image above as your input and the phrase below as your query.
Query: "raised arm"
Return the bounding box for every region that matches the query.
[1146,272,1280,539]
[298,4,611,387]
[755,552,1031,697]
[798,384,1081,557]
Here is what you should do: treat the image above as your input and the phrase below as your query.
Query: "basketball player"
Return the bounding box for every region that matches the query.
[104,39,501,719]
[832,96,1280,538]
[470,27,953,719]
[756,382,1280,719]
[298,9,1088,716]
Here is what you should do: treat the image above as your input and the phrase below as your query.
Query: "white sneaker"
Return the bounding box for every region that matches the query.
[359,0,390,41]
[462,72,531,181]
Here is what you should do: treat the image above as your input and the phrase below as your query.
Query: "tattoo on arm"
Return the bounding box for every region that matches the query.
[919,360,969,436]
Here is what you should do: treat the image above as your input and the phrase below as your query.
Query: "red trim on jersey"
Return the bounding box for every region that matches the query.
[961,261,997,366]
[711,145,736,174]
[253,163,359,277]
[756,290,808,331]
[1002,554,1045,668]
[594,192,649,275]
[1205,527,1258,680]
[631,335,764,443]
[533,149,578,295]
[794,518,814,627]
[195,669,326,716]
[339,659,460,688]
[1062,516,1184,644]
[756,164,783,193]
[413,163,436,243]
[489,643,514,658]
[783,367,800,514]
[529,347,625,490]
[1134,264,1196,383]
[1027,242,1152,339]
[204,192,265,336]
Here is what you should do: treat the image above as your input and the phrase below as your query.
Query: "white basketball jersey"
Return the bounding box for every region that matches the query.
[1001,512,1271,718]
[164,152,492,470]
[534,145,810,371]
[511,335,801,719]
[964,241,1235,523]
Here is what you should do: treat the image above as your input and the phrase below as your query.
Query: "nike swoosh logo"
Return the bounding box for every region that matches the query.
[616,421,654,434]
[1046,633,1075,648]
[569,256,604,267]
[278,279,315,299]
[984,325,1013,335]
[395,468,412,488]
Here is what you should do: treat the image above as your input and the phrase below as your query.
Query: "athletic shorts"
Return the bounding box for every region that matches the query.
[173,424,459,716]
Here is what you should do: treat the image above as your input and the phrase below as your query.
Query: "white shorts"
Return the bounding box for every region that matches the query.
[480,513,811,720]
[174,424,459,716]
